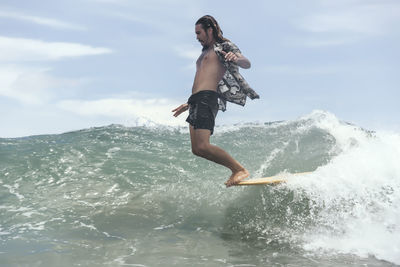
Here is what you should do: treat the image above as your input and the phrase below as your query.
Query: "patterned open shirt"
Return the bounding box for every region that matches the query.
[213,41,260,111]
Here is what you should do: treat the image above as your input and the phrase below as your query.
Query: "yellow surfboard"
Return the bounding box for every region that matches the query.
[237,172,312,186]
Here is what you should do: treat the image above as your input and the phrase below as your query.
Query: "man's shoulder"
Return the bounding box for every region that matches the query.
[214,40,240,52]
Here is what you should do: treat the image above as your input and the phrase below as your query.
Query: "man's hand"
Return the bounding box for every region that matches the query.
[221,51,238,63]
[221,51,251,69]
[172,103,189,117]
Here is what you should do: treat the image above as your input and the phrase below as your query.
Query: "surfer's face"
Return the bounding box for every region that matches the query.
[195,24,212,48]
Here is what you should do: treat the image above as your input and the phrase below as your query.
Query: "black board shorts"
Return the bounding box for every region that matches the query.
[186,90,219,135]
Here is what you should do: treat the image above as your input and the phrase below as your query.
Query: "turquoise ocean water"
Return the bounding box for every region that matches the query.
[1,111,399,266]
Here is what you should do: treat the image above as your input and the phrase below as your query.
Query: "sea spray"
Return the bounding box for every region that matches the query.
[287,114,400,264]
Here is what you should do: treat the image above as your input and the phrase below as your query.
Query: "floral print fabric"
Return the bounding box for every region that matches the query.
[213,41,260,111]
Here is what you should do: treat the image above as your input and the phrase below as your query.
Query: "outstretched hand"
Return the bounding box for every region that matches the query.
[172,103,189,117]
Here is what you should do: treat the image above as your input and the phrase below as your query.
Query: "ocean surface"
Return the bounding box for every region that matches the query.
[1,110,399,267]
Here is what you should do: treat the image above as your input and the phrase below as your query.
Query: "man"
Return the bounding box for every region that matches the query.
[172,15,259,187]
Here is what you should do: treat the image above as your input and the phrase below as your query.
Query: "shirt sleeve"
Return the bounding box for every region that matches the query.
[223,41,241,54]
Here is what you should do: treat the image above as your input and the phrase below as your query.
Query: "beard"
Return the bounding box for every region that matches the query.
[200,36,210,51]
[202,44,209,51]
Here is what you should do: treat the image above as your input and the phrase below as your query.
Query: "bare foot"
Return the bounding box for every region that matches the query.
[225,169,250,187]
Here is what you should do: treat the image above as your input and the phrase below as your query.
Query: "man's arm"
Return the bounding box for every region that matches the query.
[235,53,251,69]
[221,51,251,69]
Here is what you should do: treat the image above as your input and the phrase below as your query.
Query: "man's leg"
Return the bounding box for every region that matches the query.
[189,125,249,186]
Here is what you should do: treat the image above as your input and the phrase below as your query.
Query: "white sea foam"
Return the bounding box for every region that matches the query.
[286,111,400,264]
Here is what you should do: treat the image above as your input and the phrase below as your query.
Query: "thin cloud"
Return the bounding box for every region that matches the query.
[0,11,86,31]
[174,45,199,70]
[298,5,398,35]
[0,65,82,105]
[58,97,186,126]
[292,1,400,46]
[174,46,199,61]
[0,36,112,62]
[284,35,359,47]
[97,0,199,37]
[263,65,343,75]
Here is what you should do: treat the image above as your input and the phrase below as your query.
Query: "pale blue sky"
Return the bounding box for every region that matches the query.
[0,0,399,137]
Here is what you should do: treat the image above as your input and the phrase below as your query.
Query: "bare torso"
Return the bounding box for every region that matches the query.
[192,47,225,94]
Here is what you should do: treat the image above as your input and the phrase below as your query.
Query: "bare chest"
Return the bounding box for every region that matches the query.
[196,49,219,69]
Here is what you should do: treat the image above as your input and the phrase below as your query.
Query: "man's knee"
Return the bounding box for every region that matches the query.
[192,143,209,157]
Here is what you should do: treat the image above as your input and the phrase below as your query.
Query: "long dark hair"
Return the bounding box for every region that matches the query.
[195,15,229,43]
